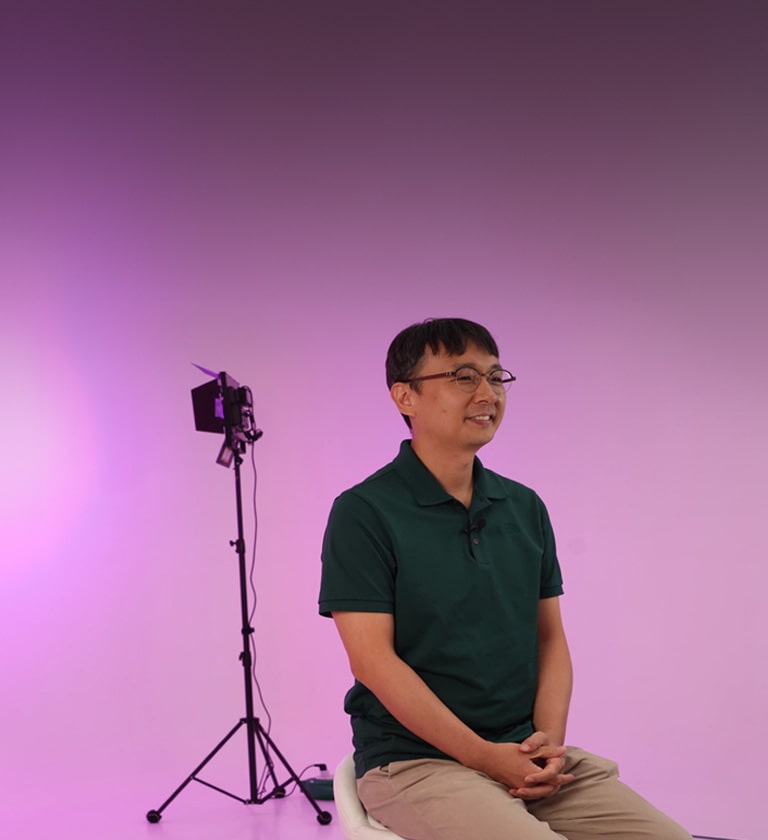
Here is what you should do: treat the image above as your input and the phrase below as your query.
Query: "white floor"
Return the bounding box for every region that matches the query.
[4,773,345,840]
[140,795,344,840]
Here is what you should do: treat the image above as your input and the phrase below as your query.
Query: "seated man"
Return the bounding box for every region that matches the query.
[319,317,692,840]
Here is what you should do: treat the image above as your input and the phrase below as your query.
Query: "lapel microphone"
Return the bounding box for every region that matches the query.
[462,517,487,535]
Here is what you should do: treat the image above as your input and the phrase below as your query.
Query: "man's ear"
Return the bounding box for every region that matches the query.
[390,382,416,421]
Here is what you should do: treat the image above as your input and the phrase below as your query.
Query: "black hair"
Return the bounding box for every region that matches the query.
[386,318,501,428]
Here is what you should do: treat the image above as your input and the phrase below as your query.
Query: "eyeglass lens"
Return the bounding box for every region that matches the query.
[454,367,513,392]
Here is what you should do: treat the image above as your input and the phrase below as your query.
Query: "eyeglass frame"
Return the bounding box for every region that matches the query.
[403,365,517,393]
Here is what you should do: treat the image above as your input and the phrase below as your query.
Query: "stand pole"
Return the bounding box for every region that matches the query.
[146,436,331,826]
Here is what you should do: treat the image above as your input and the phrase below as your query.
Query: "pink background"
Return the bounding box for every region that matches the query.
[1,3,765,838]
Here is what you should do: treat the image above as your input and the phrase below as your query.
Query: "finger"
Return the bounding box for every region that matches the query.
[526,755,565,777]
[525,765,573,785]
[519,731,548,753]
[509,784,560,801]
[525,744,566,761]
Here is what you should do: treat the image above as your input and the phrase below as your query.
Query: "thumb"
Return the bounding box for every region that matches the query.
[520,731,547,753]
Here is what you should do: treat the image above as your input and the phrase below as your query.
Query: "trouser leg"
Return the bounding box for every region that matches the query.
[358,758,567,840]
[530,748,693,840]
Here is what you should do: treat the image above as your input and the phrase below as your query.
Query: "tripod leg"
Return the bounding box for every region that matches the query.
[252,721,333,825]
[146,720,247,823]
[252,723,284,795]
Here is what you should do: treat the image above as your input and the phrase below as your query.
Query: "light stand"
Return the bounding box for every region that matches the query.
[146,371,331,826]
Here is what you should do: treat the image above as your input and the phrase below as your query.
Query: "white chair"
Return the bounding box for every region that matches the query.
[333,754,408,840]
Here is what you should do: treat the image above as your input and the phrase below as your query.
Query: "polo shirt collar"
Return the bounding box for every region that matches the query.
[393,440,509,507]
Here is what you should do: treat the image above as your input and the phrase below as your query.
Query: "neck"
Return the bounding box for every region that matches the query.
[411,439,476,508]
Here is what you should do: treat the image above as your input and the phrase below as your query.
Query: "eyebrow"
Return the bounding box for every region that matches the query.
[451,363,504,372]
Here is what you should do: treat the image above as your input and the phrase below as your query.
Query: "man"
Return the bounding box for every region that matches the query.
[319,318,691,840]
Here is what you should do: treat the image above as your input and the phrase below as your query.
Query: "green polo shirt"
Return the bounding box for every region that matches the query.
[319,440,563,778]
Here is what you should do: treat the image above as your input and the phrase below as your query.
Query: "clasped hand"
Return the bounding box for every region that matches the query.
[478,732,575,801]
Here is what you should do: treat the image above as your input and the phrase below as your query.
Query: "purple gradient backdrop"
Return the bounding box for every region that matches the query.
[1,3,766,838]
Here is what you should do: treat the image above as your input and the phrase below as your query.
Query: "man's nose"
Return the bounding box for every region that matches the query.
[473,375,499,401]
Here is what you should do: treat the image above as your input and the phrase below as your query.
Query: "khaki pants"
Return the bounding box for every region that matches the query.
[357,748,692,840]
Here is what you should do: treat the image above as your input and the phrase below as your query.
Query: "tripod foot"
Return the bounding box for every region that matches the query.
[316,811,332,825]
[146,810,162,824]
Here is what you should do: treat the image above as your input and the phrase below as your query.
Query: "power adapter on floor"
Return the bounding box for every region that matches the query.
[302,763,334,800]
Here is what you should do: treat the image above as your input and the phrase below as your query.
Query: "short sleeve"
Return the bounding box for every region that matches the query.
[318,490,397,617]
[536,495,564,599]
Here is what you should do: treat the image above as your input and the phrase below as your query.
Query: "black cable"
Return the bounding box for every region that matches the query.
[246,442,275,796]
[248,443,273,731]
[280,763,329,798]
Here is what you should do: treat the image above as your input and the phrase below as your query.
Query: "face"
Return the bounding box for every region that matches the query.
[392,341,506,455]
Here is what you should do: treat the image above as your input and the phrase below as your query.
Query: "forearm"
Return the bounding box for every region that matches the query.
[532,633,573,745]
[353,651,492,769]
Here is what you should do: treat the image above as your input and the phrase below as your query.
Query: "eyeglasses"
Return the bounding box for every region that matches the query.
[404,366,516,394]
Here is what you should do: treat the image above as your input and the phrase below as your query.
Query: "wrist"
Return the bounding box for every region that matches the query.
[460,737,498,773]
[531,726,565,747]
